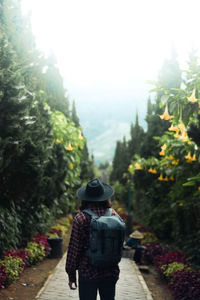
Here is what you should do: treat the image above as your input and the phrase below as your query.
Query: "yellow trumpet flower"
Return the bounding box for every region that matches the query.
[163,176,169,182]
[185,153,192,160]
[66,143,74,151]
[172,159,179,165]
[168,125,179,133]
[170,176,175,181]
[135,163,142,170]
[158,174,164,181]
[187,89,198,103]
[159,151,165,156]
[161,144,167,151]
[69,163,74,169]
[185,153,197,163]
[174,133,181,139]
[159,106,173,120]
[192,154,197,161]
[180,133,189,142]
[178,123,186,134]
[159,144,167,156]
[148,168,157,174]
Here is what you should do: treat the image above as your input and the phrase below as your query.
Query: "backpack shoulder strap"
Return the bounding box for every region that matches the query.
[83,208,97,217]
[104,208,112,216]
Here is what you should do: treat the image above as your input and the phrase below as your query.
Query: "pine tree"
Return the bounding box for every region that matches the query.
[80,142,95,181]
[71,100,80,126]
[42,54,70,117]
[128,112,145,159]
[141,52,182,158]
[110,138,129,184]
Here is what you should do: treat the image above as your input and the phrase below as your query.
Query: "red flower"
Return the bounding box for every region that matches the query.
[169,270,200,300]
[154,251,187,273]
[0,265,7,289]
[49,228,62,237]
[143,242,169,263]
[3,249,30,268]
[32,234,51,257]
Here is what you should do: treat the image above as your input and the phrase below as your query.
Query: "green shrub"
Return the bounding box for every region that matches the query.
[0,256,23,285]
[112,181,128,203]
[0,207,22,256]
[141,232,158,244]
[161,262,191,280]
[58,217,71,229]
[51,224,66,236]
[25,242,45,265]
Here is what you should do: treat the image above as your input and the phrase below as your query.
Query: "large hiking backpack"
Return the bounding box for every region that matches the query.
[83,208,126,268]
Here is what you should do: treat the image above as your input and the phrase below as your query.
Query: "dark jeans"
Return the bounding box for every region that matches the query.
[79,276,118,300]
[133,246,145,264]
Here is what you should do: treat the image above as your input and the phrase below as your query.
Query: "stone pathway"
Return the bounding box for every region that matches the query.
[36,253,153,300]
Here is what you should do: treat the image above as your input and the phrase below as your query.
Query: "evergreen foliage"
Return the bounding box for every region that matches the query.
[0,0,92,255]
[110,114,145,186]
[128,112,145,159]
[71,100,80,127]
[111,52,200,265]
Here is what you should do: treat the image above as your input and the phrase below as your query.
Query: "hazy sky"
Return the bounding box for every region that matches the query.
[21,0,200,105]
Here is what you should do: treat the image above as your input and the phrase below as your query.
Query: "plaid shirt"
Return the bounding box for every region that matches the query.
[65,205,120,282]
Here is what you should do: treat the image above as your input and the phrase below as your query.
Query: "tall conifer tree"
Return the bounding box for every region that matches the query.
[141,51,182,158]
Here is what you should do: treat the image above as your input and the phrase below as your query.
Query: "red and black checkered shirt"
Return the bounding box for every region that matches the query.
[65,204,120,282]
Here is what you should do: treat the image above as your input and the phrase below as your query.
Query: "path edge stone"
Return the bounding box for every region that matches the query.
[130,260,154,300]
[35,253,154,300]
[34,251,67,300]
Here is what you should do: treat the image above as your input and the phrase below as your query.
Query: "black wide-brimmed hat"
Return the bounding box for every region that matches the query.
[77,178,114,202]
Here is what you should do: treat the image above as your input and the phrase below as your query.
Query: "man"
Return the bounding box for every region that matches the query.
[125,230,146,264]
[65,178,121,300]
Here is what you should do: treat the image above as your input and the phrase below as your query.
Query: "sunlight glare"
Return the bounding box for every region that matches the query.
[21,0,200,92]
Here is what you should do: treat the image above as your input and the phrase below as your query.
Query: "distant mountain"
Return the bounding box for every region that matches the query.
[74,97,147,164]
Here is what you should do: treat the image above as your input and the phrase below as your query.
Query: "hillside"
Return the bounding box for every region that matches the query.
[75,97,147,164]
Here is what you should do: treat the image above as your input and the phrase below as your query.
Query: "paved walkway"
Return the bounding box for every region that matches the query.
[36,253,153,300]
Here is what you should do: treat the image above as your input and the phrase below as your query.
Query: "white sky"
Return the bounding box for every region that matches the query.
[21,0,200,103]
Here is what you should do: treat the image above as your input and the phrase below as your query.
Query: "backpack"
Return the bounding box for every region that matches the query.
[83,208,126,268]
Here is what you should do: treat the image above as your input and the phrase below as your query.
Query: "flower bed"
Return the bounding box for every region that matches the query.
[143,242,169,264]
[114,203,200,300]
[131,220,200,300]
[0,214,73,289]
[169,270,200,300]
[3,249,30,268]
[153,251,187,274]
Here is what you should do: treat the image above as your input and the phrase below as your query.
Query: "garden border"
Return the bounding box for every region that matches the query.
[35,251,67,299]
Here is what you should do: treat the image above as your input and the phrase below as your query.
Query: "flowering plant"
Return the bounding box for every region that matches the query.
[48,228,62,238]
[161,262,191,281]
[143,242,169,263]
[0,265,6,289]
[25,242,46,265]
[0,256,23,284]
[154,251,187,273]
[169,270,200,300]
[3,249,30,268]
[49,224,66,237]
[32,234,51,257]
